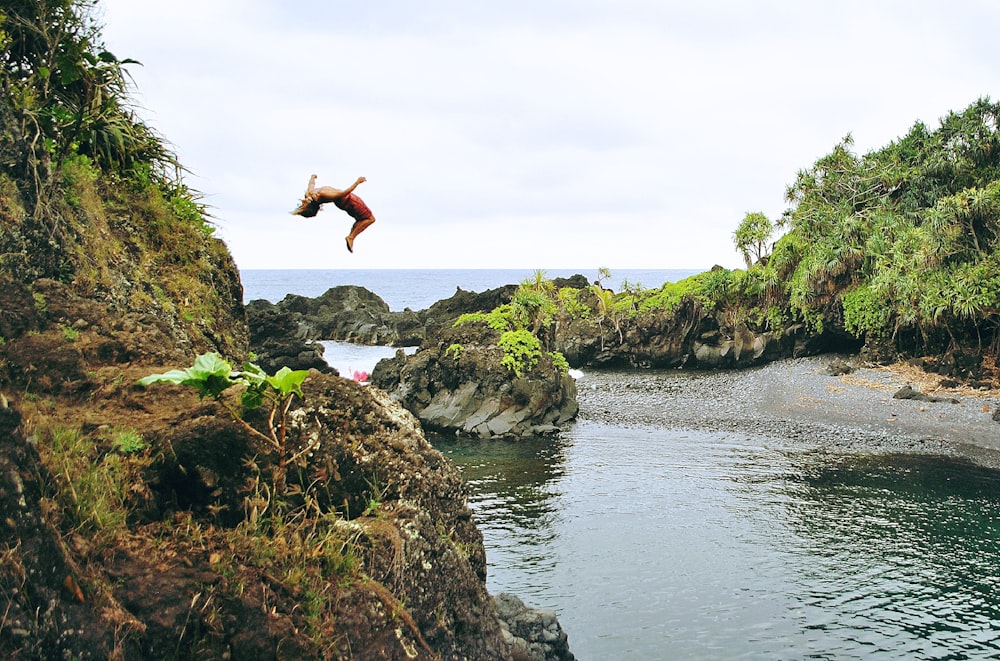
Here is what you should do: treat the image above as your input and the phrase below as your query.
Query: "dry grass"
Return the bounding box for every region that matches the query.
[842,359,1000,402]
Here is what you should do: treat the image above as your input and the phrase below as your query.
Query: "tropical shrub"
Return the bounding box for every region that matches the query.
[139,353,310,491]
[498,329,542,377]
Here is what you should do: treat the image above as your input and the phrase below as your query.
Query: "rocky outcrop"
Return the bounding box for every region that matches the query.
[246,274,839,374]
[552,295,856,370]
[371,325,579,439]
[246,298,332,375]
[273,285,418,346]
[3,356,573,658]
[1,198,574,658]
[495,593,575,661]
[245,281,545,349]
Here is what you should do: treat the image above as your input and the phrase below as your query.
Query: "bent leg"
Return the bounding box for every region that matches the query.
[345,216,376,253]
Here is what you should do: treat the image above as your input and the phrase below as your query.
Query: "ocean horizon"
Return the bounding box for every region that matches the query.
[241,267,706,312]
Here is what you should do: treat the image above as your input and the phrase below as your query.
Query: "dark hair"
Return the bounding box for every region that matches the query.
[293,199,322,218]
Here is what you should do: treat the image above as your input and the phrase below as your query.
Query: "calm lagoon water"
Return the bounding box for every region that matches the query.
[434,419,1000,660]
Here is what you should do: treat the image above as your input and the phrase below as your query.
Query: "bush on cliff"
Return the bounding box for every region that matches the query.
[0,0,247,364]
[455,270,570,375]
[758,98,1000,368]
[545,99,1000,378]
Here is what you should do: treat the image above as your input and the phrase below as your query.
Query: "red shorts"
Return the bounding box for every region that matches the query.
[334,193,373,221]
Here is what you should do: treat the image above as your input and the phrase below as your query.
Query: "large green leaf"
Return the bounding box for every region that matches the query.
[266,366,308,398]
[138,352,235,399]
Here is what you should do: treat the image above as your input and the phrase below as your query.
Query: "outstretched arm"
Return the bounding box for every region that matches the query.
[341,176,366,195]
[306,176,366,204]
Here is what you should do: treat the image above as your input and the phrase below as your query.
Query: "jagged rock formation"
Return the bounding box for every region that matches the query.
[371,324,579,440]
[245,282,523,348]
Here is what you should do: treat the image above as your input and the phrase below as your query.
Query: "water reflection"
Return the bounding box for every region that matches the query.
[776,454,1000,659]
[438,420,1000,660]
[430,433,569,596]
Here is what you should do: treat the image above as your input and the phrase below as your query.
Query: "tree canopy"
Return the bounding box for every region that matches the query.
[761,97,1000,356]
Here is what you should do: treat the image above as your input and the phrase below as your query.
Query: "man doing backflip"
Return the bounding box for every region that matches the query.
[291,174,376,253]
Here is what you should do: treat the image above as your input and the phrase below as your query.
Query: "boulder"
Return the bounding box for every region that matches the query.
[826,357,854,376]
[371,327,579,440]
[495,592,575,661]
[892,385,960,404]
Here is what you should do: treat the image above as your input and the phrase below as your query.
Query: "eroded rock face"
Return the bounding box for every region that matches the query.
[371,327,579,440]
[1,367,539,659]
[551,297,854,370]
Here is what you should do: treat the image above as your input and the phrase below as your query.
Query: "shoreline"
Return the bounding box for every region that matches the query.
[575,355,1000,469]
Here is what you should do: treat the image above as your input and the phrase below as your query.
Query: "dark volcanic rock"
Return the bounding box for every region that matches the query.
[893,385,960,404]
[245,298,332,374]
[551,295,833,371]
[826,357,854,376]
[372,326,579,439]
[495,592,575,661]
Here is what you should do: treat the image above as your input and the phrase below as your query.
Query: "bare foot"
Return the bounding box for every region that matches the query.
[345,236,354,253]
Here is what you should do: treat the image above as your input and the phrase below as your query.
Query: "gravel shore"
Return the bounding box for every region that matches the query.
[575,355,1000,469]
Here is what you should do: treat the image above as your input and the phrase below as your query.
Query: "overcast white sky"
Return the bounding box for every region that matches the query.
[98,0,999,271]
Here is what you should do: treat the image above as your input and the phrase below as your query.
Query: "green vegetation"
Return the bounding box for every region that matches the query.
[455,271,574,377]
[36,425,150,546]
[498,329,542,377]
[109,426,146,454]
[59,322,79,341]
[760,98,1000,357]
[139,353,311,492]
[454,97,1000,374]
[539,98,1000,367]
[1,0,244,360]
[733,211,776,268]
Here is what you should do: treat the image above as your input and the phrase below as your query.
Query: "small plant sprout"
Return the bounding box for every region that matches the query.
[111,427,146,454]
[139,353,312,492]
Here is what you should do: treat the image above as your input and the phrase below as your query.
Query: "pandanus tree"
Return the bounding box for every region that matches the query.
[1,0,173,199]
[733,211,775,269]
[770,97,1000,355]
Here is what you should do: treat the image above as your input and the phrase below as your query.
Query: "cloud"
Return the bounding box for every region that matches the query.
[98,0,1000,269]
